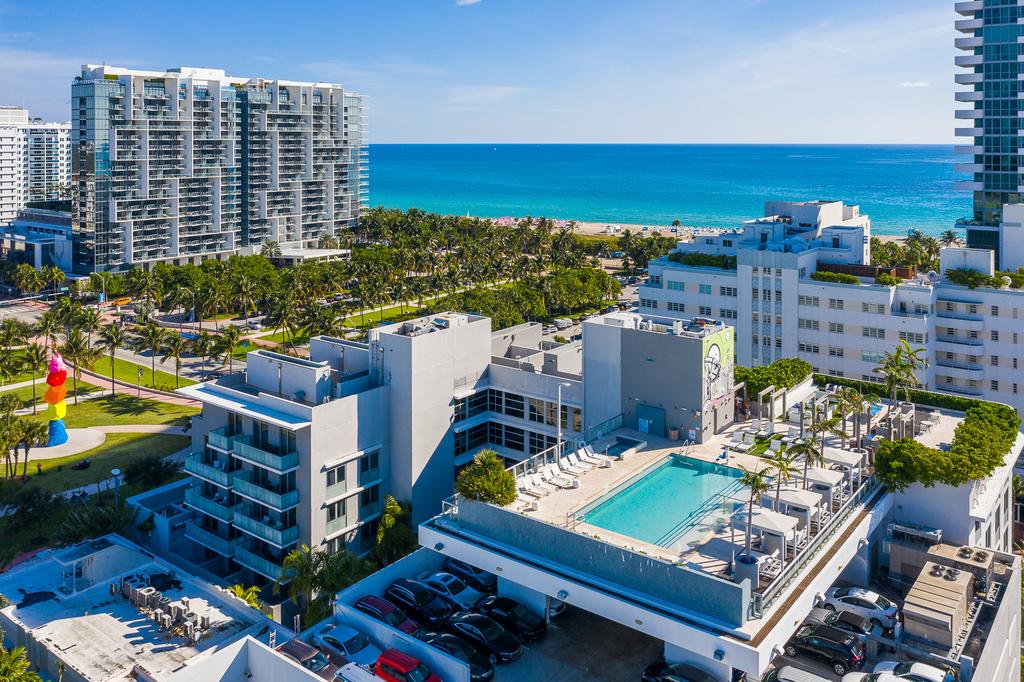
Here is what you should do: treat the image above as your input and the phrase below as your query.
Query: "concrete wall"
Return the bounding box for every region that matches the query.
[618,327,704,439]
[968,555,1021,682]
[582,317,624,432]
[247,351,333,405]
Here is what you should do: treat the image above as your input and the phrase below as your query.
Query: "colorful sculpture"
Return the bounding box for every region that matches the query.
[45,352,69,446]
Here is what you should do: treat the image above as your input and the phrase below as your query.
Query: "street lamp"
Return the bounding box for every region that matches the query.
[111,468,122,507]
[137,367,144,398]
[556,382,572,452]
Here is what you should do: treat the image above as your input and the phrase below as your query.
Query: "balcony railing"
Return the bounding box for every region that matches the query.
[359,499,382,517]
[233,440,299,472]
[233,509,299,546]
[326,515,350,536]
[325,480,348,501]
[184,522,235,557]
[232,471,299,510]
[936,336,984,347]
[358,468,381,487]
[234,544,289,581]
[207,425,241,451]
[183,453,233,487]
[184,487,236,523]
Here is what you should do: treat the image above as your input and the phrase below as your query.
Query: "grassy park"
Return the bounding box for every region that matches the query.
[90,355,197,392]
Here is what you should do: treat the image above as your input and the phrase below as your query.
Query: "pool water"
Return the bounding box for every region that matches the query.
[579,455,742,551]
[606,436,643,458]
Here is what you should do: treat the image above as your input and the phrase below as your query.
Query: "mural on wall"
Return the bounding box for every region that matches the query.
[702,328,734,410]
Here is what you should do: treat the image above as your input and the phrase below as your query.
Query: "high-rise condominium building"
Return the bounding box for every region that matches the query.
[954,0,1024,270]
[0,106,71,226]
[71,65,367,273]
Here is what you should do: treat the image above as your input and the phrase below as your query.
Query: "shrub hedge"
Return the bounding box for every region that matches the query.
[809,270,860,284]
[944,267,1024,290]
[667,252,737,270]
[874,273,903,286]
[736,358,812,396]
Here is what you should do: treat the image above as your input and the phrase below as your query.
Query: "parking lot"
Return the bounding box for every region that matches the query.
[497,606,662,681]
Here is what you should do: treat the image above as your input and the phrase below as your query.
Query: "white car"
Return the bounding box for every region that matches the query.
[313,623,381,668]
[841,674,902,682]
[871,661,950,682]
[764,666,832,682]
[822,586,899,629]
[419,571,484,609]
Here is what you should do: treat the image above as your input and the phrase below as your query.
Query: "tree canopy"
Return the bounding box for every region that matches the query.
[455,450,517,506]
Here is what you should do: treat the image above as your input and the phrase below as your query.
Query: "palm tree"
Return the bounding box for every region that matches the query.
[35,311,60,350]
[78,306,102,346]
[191,331,213,379]
[60,329,99,405]
[279,543,320,611]
[22,343,48,414]
[737,464,771,561]
[0,348,21,387]
[160,334,187,388]
[98,323,127,396]
[766,449,798,510]
[788,437,822,490]
[0,637,41,682]
[260,240,282,258]
[874,339,929,435]
[18,419,48,482]
[216,325,243,373]
[228,584,262,609]
[233,275,258,326]
[136,323,167,387]
[12,262,42,296]
[940,229,959,249]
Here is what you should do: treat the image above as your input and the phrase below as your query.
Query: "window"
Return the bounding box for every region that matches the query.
[992,355,999,366]
[1014,358,1019,369]
[762,289,772,301]
[992,330,999,341]
[699,305,712,316]
[723,239,733,247]
[899,331,925,344]
[863,327,886,339]
[719,286,737,297]
[799,295,820,306]
[828,369,845,377]
[798,342,819,354]
[528,397,552,425]
[968,304,978,315]
[528,431,557,455]
[991,380,999,392]
[504,392,525,419]
[325,464,345,490]
[861,350,886,363]
[992,305,999,316]
[667,280,685,291]
[828,346,844,357]
[720,308,737,319]
[454,391,488,422]
[359,452,379,477]
[326,500,345,523]
[774,290,783,302]
[752,288,759,299]
[798,318,820,330]
[667,301,685,312]
[861,374,884,384]
[640,298,657,309]
[828,322,844,334]
[560,406,582,434]
[360,484,380,509]
[828,299,844,310]
[699,284,712,295]
[861,302,885,314]
[775,338,782,348]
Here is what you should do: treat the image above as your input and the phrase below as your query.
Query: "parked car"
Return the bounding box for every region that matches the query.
[419,571,485,609]
[543,325,557,335]
[384,578,455,629]
[336,662,381,682]
[805,606,873,637]
[353,595,420,637]
[641,660,718,682]
[553,318,572,330]
[822,587,899,629]
[783,623,865,676]
[313,623,381,667]
[443,557,497,593]
[275,639,339,681]
[869,660,951,682]
[374,648,441,682]
[444,611,523,663]
[474,595,546,643]
[426,633,495,682]
[763,666,832,682]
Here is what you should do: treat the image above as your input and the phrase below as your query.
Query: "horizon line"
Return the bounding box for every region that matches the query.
[367,141,956,146]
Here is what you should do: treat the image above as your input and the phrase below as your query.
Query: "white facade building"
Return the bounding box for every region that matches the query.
[643,200,1024,417]
[0,107,70,226]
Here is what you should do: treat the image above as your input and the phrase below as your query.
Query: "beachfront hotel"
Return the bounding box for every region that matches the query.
[955,0,1024,270]
[640,199,1024,422]
[70,65,367,272]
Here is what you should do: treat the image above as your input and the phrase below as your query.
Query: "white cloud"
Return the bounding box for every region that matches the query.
[900,81,930,88]
[455,0,482,5]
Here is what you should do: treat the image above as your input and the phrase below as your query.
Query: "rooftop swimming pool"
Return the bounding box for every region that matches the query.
[578,454,742,552]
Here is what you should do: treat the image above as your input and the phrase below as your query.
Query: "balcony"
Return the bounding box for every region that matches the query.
[232,439,299,472]
[954,36,982,50]
[232,508,299,547]
[325,479,348,501]
[206,425,241,451]
[936,335,984,350]
[954,91,983,102]
[954,73,983,85]
[358,467,381,488]
[955,180,984,192]
[183,453,233,487]
[360,499,382,518]
[955,18,983,32]
[184,487,236,522]
[954,144,982,155]
[954,109,983,120]
[185,522,234,556]
[232,471,299,510]
[955,1,982,15]
[936,309,984,323]
[326,515,350,537]
[938,382,984,397]
[234,544,288,581]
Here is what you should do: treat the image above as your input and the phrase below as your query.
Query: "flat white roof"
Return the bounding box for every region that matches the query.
[176,382,311,430]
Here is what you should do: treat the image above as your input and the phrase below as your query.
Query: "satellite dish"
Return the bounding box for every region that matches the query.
[1001,276,1012,288]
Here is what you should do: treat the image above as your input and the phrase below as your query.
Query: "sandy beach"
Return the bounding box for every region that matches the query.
[573,219,906,244]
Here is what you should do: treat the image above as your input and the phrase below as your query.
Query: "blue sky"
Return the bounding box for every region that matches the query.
[0,0,955,143]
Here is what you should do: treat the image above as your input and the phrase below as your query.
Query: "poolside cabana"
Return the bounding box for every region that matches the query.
[764,487,824,531]
[803,466,845,508]
[730,507,800,570]
[823,446,866,487]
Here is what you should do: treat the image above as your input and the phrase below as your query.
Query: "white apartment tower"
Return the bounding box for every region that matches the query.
[0,107,70,225]
[71,65,367,272]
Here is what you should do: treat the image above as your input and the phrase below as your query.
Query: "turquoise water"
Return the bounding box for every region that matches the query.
[369,144,966,237]
[580,455,742,550]
[606,436,643,458]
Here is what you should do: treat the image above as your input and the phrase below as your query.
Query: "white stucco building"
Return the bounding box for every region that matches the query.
[0,106,70,226]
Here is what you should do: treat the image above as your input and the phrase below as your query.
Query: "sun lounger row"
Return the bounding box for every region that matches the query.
[517,447,616,500]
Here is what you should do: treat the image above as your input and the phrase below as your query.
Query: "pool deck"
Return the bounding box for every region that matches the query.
[520,424,776,564]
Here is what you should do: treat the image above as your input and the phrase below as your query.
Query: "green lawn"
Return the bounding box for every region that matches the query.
[6,433,189,497]
[0,348,47,385]
[91,355,197,392]
[23,394,199,429]
[0,381,100,410]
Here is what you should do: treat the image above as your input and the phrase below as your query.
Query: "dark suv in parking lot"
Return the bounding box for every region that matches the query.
[783,623,865,675]
[384,578,454,629]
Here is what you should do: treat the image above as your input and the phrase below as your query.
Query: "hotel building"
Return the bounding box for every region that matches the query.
[71,65,367,272]
[0,106,71,225]
[955,0,1024,269]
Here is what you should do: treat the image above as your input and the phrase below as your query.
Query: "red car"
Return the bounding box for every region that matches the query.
[354,595,421,637]
[374,648,442,682]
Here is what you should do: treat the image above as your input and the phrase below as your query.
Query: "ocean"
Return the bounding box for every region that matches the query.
[367,144,967,237]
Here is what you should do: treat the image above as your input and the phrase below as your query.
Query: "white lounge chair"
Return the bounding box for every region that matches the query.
[541,465,574,489]
[561,455,589,474]
[582,444,615,465]
[518,479,546,498]
[553,460,580,478]
[566,452,594,470]
[528,473,556,495]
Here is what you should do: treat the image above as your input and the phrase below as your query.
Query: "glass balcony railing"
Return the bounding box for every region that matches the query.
[184,522,234,556]
[232,472,299,510]
[326,515,349,536]
[325,479,348,501]
[233,440,299,472]
[358,468,380,487]
[207,425,241,451]
[183,454,233,487]
[233,509,299,546]
[184,487,236,523]
[360,499,382,517]
[234,544,289,581]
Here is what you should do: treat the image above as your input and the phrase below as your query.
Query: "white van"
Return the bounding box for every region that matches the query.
[553,318,572,330]
[336,663,382,681]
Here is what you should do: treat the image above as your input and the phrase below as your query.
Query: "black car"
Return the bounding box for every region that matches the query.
[384,578,454,629]
[443,557,497,594]
[444,611,523,663]
[783,624,865,676]
[425,633,495,682]
[474,595,546,643]
[641,661,717,682]
[804,606,872,637]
